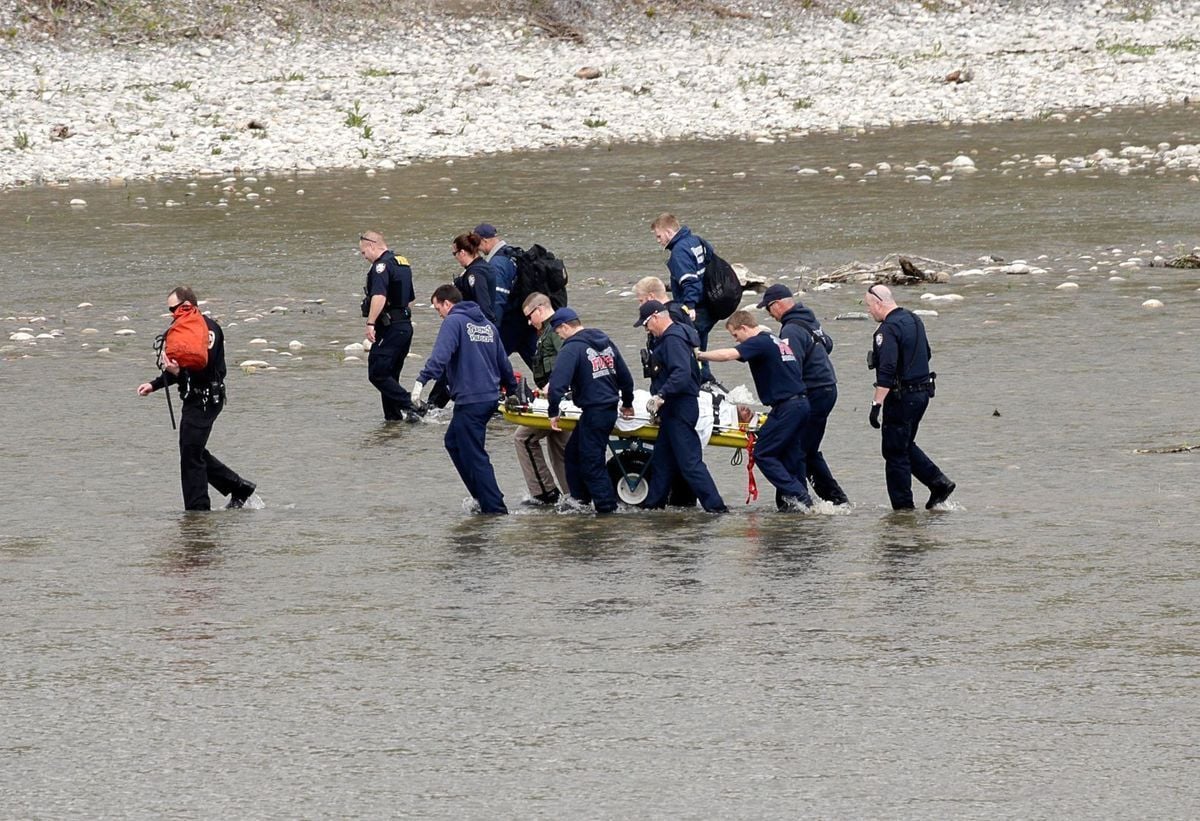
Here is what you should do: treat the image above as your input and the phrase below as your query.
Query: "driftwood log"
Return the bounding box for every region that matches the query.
[819,254,954,286]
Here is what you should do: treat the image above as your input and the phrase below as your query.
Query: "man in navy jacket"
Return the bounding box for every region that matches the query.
[546,308,635,513]
[650,213,718,383]
[760,284,849,506]
[412,284,517,515]
[635,300,727,513]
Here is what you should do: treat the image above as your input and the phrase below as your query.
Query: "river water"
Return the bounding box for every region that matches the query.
[2,106,1199,818]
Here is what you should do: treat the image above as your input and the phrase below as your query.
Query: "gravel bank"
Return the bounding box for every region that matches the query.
[2,0,1199,188]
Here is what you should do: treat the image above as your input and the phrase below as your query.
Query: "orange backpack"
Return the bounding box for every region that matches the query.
[164,303,210,371]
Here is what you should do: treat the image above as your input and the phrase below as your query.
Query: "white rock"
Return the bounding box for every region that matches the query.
[9,332,35,341]
[288,340,305,350]
[114,329,136,336]
[953,268,986,277]
[77,302,93,308]
[239,359,270,367]
[270,306,289,313]
[912,309,939,317]
[69,198,87,207]
[1055,282,1080,291]
[344,342,365,353]
[1142,299,1164,309]
[814,283,838,292]
[949,155,976,169]
[249,337,268,344]
[343,355,361,362]
[1002,263,1031,275]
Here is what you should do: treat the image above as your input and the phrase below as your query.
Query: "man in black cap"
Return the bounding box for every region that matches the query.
[759,283,848,505]
[476,222,536,369]
[545,307,636,513]
[635,300,727,513]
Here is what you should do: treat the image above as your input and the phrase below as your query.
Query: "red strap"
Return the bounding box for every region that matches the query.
[744,432,759,504]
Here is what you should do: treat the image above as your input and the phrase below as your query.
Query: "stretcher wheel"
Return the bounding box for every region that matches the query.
[607,451,652,505]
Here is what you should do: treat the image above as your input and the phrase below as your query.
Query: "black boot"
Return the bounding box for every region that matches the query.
[226,481,256,509]
[926,476,956,509]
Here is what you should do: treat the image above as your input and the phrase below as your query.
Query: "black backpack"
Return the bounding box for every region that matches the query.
[699,239,743,321]
[504,244,569,311]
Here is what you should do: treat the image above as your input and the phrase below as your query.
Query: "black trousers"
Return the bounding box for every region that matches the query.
[178,400,248,511]
[367,320,414,420]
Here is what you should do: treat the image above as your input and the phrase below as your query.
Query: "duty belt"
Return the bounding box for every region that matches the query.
[898,379,933,393]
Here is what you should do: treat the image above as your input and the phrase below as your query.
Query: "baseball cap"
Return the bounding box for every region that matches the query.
[473,223,498,239]
[548,307,579,329]
[756,283,794,309]
[634,300,667,327]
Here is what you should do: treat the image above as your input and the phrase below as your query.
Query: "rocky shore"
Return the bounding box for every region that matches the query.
[2,0,1199,189]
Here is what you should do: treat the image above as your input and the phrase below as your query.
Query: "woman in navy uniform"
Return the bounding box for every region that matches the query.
[865,284,956,510]
[451,232,499,323]
[635,300,727,513]
[358,230,419,423]
[699,309,814,510]
[137,286,256,511]
[545,307,636,513]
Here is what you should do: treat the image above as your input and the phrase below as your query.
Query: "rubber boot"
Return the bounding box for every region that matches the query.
[926,475,956,509]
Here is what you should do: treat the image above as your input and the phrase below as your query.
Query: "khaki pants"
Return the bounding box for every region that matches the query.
[514,424,571,498]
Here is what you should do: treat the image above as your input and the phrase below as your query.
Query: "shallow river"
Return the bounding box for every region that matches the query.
[2,106,1199,818]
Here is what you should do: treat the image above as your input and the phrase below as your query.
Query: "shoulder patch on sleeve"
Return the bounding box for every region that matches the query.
[874,333,884,346]
[468,273,476,287]
[375,262,385,273]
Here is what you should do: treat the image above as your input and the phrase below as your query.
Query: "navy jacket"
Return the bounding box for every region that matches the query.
[664,226,706,310]
[546,328,635,417]
[454,258,498,322]
[650,321,702,399]
[417,302,516,405]
[151,316,226,404]
[779,304,836,389]
[735,330,807,406]
[872,307,932,390]
[488,243,519,319]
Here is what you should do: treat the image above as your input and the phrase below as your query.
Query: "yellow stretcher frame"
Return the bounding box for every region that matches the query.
[498,405,756,450]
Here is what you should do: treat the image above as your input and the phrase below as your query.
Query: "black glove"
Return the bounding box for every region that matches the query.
[869,402,882,429]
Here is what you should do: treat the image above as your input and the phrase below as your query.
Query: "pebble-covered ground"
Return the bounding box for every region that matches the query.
[2,0,1199,187]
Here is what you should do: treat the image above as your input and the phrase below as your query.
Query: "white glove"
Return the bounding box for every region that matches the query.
[411,381,425,403]
[646,395,664,416]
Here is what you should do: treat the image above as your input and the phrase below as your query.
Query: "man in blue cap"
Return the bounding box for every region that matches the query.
[476,222,536,369]
[635,300,727,513]
[546,307,636,513]
[412,283,518,515]
[759,283,849,506]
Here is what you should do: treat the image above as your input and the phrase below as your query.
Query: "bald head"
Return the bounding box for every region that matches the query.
[865,283,897,321]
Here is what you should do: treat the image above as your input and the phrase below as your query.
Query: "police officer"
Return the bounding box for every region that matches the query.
[546,307,636,513]
[411,284,517,515]
[865,284,956,510]
[358,230,420,423]
[451,232,499,322]
[698,309,813,510]
[759,284,849,506]
[636,300,727,513]
[136,286,256,511]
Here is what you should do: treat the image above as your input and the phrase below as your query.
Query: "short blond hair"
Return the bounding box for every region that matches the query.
[725,309,757,330]
[634,276,668,301]
[522,292,551,312]
[650,213,680,232]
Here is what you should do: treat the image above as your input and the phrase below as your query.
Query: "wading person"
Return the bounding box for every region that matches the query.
[698,309,814,510]
[476,222,536,369]
[759,284,849,506]
[635,300,727,513]
[650,213,720,383]
[865,284,956,510]
[514,292,571,506]
[412,284,517,515]
[136,286,256,511]
[358,230,420,423]
[545,307,636,513]
[452,231,499,322]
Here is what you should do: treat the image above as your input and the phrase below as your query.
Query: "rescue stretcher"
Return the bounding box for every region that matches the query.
[499,388,763,504]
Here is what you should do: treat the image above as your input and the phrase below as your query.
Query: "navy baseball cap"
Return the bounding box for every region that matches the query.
[473,223,498,238]
[756,283,794,309]
[548,307,579,329]
[634,300,667,327]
